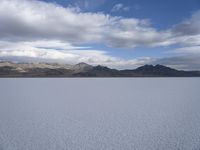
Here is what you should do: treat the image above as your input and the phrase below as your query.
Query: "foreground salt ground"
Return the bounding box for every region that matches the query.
[0,78,200,150]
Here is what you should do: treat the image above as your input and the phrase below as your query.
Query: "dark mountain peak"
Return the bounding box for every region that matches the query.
[74,65,119,77]
[93,65,110,71]
[73,62,93,72]
[154,64,176,70]
[132,64,182,76]
[75,62,91,67]
[135,64,177,72]
[136,64,154,70]
[155,64,163,67]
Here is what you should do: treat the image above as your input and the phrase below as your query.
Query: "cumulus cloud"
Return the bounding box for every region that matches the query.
[0,0,200,49]
[105,19,173,48]
[0,0,172,48]
[0,0,112,43]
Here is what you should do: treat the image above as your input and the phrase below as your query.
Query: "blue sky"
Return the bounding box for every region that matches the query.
[44,0,199,28]
[0,0,200,70]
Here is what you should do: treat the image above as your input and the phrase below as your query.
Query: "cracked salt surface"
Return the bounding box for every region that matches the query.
[0,78,200,150]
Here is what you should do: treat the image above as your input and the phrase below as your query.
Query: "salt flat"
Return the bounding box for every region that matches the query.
[0,78,200,150]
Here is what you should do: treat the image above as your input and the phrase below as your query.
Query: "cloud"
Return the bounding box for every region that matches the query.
[0,0,200,49]
[164,11,200,69]
[0,40,199,70]
[0,0,109,43]
[171,46,200,54]
[74,0,106,10]
[172,11,200,36]
[169,11,200,47]
[111,3,130,12]
[0,40,153,69]
[0,0,171,48]
[105,19,173,48]
[154,55,200,71]
[1,41,200,71]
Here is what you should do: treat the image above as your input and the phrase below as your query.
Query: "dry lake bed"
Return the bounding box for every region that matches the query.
[0,78,200,150]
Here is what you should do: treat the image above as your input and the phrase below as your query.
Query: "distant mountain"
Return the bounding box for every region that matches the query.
[72,63,93,73]
[0,61,200,77]
[121,64,200,77]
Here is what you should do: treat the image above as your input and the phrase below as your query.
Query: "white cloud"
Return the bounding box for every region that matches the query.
[0,40,199,70]
[163,11,200,62]
[0,0,200,49]
[111,3,130,12]
[172,10,200,36]
[169,11,200,48]
[74,0,106,10]
[0,0,172,48]
[105,19,173,48]
[174,46,200,54]
[0,40,88,51]
[0,40,153,69]
[0,0,110,43]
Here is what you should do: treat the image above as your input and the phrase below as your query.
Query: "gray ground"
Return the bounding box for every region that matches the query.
[0,78,200,150]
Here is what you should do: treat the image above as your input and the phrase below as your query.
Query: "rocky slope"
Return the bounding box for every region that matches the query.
[0,61,200,77]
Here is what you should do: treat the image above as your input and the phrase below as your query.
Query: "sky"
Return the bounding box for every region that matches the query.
[0,0,200,70]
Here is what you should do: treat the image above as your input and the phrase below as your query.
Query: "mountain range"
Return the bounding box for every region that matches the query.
[0,61,200,77]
